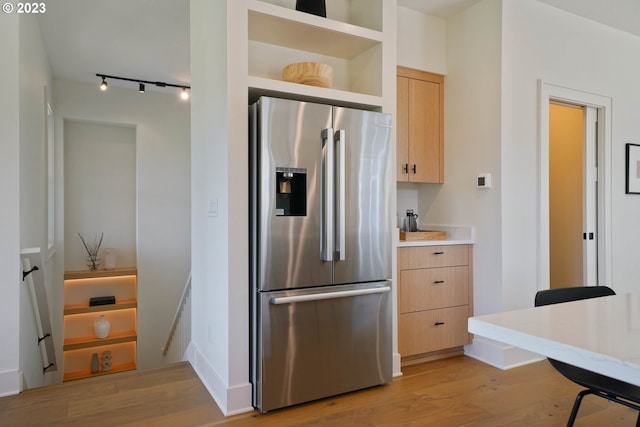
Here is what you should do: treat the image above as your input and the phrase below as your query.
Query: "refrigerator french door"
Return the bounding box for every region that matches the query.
[250,97,393,412]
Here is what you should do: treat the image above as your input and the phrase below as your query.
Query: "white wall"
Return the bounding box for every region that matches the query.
[501,0,640,307]
[416,0,511,367]
[189,0,253,415]
[397,7,447,74]
[422,0,503,318]
[0,13,22,397]
[64,121,137,271]
[18,14,54,390]
[53,79,191,376]
[396,6,447,225]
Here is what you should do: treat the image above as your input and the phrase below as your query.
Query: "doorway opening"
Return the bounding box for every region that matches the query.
[538,82,612,291]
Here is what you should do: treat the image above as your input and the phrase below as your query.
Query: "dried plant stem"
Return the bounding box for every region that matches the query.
[78,232,104,270]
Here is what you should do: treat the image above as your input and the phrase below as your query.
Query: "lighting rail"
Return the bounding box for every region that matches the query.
[96,73,191,100]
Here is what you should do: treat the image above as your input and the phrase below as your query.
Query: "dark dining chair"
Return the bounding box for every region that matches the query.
[534,286,640,427]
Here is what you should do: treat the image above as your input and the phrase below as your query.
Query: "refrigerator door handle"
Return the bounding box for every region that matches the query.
[335,129,346,261]
[320,128,335,261]
[270,286,391,305]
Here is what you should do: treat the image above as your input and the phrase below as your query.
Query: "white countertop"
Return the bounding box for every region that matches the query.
[395,225,474,247]
[468,292,640,386]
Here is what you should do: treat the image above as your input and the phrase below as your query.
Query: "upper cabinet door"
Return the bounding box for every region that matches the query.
[409,78,441,183]
[396,67,444,184]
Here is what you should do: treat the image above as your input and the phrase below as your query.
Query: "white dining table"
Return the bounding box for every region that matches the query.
[468,291,640,386]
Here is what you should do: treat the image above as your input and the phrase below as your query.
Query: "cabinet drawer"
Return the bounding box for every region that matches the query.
[399,266,469,313]
[399,305,471,356]
[398,245,469,270]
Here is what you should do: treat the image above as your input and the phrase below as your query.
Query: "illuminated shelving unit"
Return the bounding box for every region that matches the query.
[62,268,137,381]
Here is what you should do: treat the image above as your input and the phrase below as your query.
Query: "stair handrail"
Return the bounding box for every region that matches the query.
[21,248,57,374]
[161,272,191,356]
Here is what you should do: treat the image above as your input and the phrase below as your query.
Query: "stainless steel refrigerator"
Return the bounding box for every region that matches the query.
[249,96,393,412]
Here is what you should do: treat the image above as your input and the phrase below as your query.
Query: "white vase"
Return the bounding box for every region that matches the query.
[94,315,110,339]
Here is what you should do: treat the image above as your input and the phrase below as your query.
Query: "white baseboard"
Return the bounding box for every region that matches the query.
[186,341,253,416]
[0,369,21,398]
[464,336,544,369]
[183,340,196,363]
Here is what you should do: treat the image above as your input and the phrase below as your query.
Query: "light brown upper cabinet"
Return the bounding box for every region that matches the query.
[397,67,444,183]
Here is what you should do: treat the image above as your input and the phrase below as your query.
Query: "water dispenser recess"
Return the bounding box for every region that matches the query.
[275,167,307,216]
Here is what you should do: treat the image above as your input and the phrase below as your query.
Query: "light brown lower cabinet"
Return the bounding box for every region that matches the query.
[398,245,473,365]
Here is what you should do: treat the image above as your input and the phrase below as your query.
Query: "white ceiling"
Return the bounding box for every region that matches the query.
[397,0,640,37]
[37,0,190,93]
[37,0,640,93]
[536,0,640,38]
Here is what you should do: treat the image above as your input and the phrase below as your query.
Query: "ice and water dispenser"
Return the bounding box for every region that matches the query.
[275,167,307,216]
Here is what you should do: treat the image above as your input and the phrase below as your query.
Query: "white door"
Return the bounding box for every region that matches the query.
[582,106,598,285]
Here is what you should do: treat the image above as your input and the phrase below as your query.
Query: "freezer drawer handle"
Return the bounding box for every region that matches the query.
[270,286,391,305]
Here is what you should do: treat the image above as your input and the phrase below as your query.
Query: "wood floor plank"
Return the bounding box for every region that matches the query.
[1,358,637,426]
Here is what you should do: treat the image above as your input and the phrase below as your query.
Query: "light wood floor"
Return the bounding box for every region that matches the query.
[1,357,637,426]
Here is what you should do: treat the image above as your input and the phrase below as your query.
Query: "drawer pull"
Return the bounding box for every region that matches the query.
[434,321,445,326]
[434,280,445,284]
[434,251,444,255]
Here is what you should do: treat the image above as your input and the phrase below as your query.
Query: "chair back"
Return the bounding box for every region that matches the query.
[535,286,616,307]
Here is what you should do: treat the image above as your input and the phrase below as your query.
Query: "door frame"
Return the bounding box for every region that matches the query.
[538,81,613,290]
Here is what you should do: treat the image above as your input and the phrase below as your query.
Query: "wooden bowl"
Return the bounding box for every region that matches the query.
[282,62,333,88]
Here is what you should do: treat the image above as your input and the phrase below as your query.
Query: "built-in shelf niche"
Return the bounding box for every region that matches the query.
[255,0,383,31]
[62,341,136,382]
[247,0,384,109]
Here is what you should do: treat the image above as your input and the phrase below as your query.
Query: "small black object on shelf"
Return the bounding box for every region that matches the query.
[89,296,116,306]
[295,0,326,18]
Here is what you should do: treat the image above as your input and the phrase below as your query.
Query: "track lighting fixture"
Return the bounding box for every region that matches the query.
[96,73,190,100]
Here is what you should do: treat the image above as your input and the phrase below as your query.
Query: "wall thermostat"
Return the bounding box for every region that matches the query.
[477,173,492,188]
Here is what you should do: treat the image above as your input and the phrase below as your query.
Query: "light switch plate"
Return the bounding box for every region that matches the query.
[207,198,218,217]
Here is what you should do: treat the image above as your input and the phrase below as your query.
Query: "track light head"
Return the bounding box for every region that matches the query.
[99,77,108,91]
[180,87,190,100]
[139,83,145,93]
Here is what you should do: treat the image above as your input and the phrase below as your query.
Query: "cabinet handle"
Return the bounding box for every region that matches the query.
[403,163,409,174]
[434,321,445,326]
[434,280,445,284]
[434,251,444,255]
[412,164,417,174]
